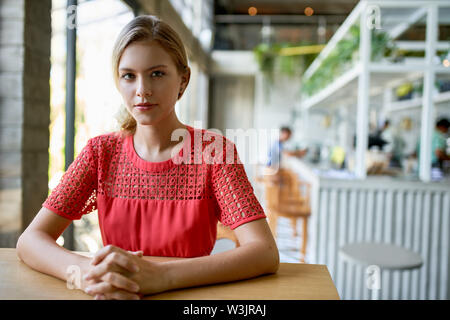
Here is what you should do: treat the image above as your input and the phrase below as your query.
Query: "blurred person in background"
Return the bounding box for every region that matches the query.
[266,126,307,170]
[413,117,450,169]
[380,119,405,168]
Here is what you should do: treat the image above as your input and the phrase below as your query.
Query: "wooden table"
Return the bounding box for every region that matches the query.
[0,248,340,300]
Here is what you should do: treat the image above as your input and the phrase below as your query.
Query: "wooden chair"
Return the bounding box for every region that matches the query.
[261,169,311,262]
[216,222,240,247]
[278,169,310,238]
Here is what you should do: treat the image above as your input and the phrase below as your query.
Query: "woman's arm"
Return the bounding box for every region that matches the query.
[16,207,92,282]
[16,207,141,299]
[163,219,279,292]
[85,218,279,297]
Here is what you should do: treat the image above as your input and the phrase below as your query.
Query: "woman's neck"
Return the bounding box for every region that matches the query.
[133,112,187,158]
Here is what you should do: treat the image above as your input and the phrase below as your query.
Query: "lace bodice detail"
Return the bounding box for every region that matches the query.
[43,127,265,229]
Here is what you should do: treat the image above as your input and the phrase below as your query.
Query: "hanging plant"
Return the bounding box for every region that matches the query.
[301,24,396,97]
[253,43,276,78]
[253,42,312,82]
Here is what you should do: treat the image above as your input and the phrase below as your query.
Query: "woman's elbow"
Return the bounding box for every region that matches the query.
[16,233,25,262]
[16,230,35,262]
[268,249,280,274]
[262,243,280,274]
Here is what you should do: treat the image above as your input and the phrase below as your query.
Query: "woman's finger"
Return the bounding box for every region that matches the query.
[91,245,121,266]
[129,250,144,257]
[85,253,139,281]
[101,272,140,293]
[107,252,140,273]
[85,281,113,295]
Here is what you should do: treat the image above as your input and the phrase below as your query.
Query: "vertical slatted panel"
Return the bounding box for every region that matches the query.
[375,190,384,243]
[310,186,321,265]
[311,181,449,300]
[328,189,339,282]
[429,192,442,299]
[402,191,414,299]
[345,189,358,300]
[411,190,423,300]
[392,190,405,299]
[365,190,375,242]
[323,188,331,266]
[337,189,349,299]
[317,189,328,265]
[440,192,449,299]
[362,189,375,300]
[353,189,366,299]
[419,191,432,300]
[375,190,386,300]
[382,190,394,300]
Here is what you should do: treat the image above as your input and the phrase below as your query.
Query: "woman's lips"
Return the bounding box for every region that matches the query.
[135,104,157,111]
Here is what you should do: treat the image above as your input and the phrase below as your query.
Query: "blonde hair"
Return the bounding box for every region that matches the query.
[112,15,189,136]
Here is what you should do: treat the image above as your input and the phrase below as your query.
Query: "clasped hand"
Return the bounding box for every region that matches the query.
[82,245,168,300]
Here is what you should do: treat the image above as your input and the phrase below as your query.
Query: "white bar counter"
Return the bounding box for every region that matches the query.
[284,156,450,300]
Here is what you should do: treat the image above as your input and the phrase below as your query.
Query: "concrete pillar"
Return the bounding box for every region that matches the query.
[0,0,51,246]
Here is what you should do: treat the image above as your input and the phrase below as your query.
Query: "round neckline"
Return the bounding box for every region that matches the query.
[125,125,194,172]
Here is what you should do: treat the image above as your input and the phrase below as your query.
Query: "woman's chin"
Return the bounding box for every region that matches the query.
[133,113,160,126]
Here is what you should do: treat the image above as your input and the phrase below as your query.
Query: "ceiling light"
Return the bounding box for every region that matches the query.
[304,7,314,16]
[248,7,257,16]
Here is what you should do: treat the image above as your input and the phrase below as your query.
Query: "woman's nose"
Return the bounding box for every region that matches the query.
[136,78,152,98]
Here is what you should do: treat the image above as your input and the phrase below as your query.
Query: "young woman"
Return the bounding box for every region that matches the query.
[16,15,279,300]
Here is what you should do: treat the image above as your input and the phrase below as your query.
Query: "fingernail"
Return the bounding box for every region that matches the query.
[132,265,140,272]
[85,287,92,294]
[132,284,140,292]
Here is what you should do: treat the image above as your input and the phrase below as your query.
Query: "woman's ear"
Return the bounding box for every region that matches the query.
[178,67,191,99]
[182,67,191,87]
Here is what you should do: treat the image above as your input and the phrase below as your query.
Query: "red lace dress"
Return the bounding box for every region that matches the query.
[43,126,266,257]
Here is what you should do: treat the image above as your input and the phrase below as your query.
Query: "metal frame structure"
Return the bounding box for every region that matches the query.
[63,0,77,251]
[300,0,450,182]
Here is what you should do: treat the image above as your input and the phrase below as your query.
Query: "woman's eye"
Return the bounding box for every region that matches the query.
[121,73,134,80]
[151,71,164,77]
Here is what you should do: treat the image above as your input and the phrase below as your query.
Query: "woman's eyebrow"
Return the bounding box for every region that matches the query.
[119,65,168,72]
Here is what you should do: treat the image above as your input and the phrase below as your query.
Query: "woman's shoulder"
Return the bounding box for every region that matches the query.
[86,131,127,154]
[89,131,126,144]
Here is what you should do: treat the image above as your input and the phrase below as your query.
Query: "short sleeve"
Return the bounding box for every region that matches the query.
[211,139,266,230]
[42,138,98,220]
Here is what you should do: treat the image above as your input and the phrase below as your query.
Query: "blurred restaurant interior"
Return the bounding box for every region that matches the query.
[0,0,449,300]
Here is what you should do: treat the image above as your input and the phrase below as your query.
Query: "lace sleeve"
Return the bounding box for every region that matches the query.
[211,139,266,230]
[42,138,98,220]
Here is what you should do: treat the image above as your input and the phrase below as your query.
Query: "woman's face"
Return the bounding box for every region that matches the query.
[117,40,189,126]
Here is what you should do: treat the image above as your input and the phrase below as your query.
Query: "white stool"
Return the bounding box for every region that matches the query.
[339,242,423,300]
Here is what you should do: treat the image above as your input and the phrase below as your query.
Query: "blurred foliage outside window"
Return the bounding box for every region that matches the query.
[50,0,134,252]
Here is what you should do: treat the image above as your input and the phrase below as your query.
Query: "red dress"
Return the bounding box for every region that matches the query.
[43,126,266,257]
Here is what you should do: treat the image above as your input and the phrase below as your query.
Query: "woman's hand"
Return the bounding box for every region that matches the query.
[83,245,144,300]
[84,245,170,299]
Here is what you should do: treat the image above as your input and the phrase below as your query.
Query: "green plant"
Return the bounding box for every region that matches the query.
[301,24,396,97]
[253,42,314,81]
[253,43,276,77]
